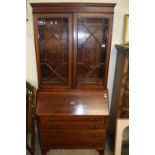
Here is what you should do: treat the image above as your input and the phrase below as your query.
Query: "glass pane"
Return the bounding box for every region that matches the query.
[77,18,109,84]
[38,18,68,84]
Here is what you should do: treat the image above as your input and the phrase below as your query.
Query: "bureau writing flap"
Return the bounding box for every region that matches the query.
[36,91,109,116]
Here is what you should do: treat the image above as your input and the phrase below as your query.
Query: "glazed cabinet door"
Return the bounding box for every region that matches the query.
[73,13,113,89]
[33,14,72,89]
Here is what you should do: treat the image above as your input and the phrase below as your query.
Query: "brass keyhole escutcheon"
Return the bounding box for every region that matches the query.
[104,93,107,98]
[70,101,76,105]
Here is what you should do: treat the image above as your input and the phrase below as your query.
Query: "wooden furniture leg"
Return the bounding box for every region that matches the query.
[97,150,104,155]
[42,149,48,155]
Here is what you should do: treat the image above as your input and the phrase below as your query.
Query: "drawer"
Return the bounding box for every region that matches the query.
[37,116,108,130]
[41,137,106,143]
[41,141,105,149]
[39,122,106,130]
[39,116,107,124]
[39,130,106,141]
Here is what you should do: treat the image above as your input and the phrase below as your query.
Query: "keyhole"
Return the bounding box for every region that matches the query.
[70,101,76,105]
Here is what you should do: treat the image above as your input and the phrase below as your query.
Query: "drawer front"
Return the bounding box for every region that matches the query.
[41,141,105,149]
[37,115,108,150]
[40,130,106,141]
[38,116,108,130]
[39,122,106,130]
[40,116,107,124]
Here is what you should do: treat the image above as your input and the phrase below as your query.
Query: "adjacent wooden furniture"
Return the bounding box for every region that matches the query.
[31,3,116,155]
[26,82,37,155]
[108,45,129,150]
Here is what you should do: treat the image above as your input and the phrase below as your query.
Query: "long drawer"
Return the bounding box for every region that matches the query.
[41,141,106,149]
[37,116,108,130]
[39,116,107,123]
[39,130,106,141]
[39,122,106,130]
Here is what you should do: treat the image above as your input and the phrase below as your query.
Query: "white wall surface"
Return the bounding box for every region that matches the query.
[26,0,129,106]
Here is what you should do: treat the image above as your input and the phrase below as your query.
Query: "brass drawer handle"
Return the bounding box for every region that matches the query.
[89,134,98,138]
[90,118,99,122]
[47,118,55,121]
[90,125,99,129]
[90,118,101,122]
[47,125,53,129]
[90,143,97,147]
[51,142,57,145]
[90,118,96,122]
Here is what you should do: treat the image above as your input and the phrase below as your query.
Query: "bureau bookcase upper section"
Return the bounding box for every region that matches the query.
[31,3,116,90]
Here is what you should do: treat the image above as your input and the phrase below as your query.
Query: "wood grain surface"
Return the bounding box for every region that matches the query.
[36,91,109,116]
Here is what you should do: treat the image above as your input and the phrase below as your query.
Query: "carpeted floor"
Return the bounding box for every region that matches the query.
[32,139,113,155]
[27,144,112,155]
[46,147,112,155]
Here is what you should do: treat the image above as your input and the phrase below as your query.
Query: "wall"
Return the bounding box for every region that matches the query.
[26,0,129,106]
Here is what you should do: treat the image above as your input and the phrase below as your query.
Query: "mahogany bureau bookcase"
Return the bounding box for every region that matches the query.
[31,3,116,155]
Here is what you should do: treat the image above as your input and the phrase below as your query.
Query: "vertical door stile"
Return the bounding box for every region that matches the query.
[68,14,73,88]
[103,14,113,87]
[73,13,78,88]
[33,14,42,87]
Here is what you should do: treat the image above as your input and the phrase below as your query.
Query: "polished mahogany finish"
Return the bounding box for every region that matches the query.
[36,91,109,116]
[32,3,115,90]
[36,91,109,154]
[31,3,115,13]
[31,3,115,155]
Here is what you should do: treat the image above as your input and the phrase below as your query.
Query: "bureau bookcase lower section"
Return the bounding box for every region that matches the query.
[36,91,109,155]
[37,115,109,155]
